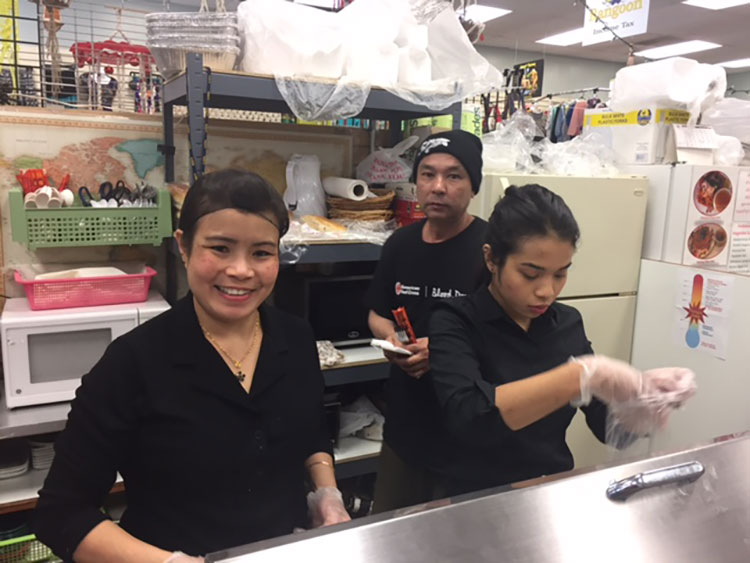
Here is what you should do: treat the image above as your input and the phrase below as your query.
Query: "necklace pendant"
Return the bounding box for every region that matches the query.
[236,370,246,383]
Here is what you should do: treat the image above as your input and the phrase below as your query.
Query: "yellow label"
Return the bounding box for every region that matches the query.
[587,108,691,127]
[657,109,691,124]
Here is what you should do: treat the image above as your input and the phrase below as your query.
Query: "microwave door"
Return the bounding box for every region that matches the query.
[4,318,137,408]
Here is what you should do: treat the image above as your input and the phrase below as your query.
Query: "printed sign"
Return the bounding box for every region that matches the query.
[675,269,732,361]
[582,0,650,46]
[513,59,544,98]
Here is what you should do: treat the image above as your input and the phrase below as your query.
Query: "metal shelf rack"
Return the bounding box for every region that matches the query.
[159,54,458,476]
[159,52,461,182]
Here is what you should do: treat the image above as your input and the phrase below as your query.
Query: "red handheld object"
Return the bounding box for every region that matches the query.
[391,306,417,344]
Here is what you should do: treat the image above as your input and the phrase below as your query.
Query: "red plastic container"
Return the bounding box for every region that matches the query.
[14,268,157,311]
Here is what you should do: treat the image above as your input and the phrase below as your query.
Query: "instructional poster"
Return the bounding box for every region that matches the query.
[682,166,739,267]
[675,268,733,360]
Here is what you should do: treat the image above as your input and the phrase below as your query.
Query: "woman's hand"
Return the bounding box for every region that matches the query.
[307,487,351,528]
[609,367,697,436]
[573,355,643,405]
[384,336,430,379]
[163,553,204,562]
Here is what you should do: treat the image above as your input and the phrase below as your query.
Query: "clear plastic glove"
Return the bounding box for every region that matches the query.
[572,355,643,406]
[307,487,351,528]
[608,367,697,438]
[163,553,204,563]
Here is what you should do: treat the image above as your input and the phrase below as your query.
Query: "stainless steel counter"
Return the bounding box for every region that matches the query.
[207,435,750,563]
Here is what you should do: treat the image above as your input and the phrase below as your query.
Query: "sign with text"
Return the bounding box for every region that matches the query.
[582,0,650,46]
[513,59,544,98]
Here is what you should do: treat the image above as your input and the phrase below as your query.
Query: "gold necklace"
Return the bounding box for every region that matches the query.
[201,315,261,383]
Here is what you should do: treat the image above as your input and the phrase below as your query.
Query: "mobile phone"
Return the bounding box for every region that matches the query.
[370,338,413,356]
[391,306,417,344]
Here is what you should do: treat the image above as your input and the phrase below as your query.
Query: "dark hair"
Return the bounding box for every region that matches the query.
[178,169,289,253]
[486,184,580,267]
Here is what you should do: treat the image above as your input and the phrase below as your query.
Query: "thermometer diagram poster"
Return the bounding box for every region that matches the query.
[675,269,733,360]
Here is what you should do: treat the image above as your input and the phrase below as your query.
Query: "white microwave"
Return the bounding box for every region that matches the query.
[1,293,170,408]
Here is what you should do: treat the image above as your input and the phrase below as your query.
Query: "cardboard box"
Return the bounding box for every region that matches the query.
[583,107,690,164]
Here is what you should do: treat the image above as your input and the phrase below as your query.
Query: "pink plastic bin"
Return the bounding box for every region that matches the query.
[14,268,157,311]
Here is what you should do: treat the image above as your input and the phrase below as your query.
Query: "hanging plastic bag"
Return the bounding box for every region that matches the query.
[356,136,419,185]
[283,154,327,219]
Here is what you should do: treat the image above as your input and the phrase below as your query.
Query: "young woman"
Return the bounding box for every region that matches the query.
[427,184,693,496]
[33,170,349,563]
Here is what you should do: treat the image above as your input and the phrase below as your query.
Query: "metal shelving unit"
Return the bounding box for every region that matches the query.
[160,54,457,476]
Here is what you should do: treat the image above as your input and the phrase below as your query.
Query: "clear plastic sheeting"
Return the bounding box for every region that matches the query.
[274,70,371,124]
[483,112,619,177]
[702,98,750,165]
[238,0,501,121]
[714,134,745,167]
[409,0,452,24]
[610,57,727,125]
[280,219,396,261]
[606,367,697,451]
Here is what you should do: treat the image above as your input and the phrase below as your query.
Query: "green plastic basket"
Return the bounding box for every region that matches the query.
[9,189,173,249]
[0,534,58,562]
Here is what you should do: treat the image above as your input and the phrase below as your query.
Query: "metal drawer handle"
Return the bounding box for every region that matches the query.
[606,461,705,501]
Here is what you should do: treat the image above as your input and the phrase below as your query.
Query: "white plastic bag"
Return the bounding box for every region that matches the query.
[714,134,745,166]
[702,97,750,145]
[356,136,419,185]
[284,155,327,218]
[610,57,726,124]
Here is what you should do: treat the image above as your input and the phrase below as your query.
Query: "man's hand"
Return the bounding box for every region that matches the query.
[384,336,429,379]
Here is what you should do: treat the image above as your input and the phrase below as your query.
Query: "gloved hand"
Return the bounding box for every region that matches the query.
[163,553,204,563]
[572,355,642,406]
[609,367,697,436]
[307,487,351,528]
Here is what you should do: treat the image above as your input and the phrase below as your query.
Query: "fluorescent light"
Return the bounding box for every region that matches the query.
[718,58,750,68]
[683,0,750,9]
[536,27,585,46]
[634,40,722,59]
[462,4,512,23]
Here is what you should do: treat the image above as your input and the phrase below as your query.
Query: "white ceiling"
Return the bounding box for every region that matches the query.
[477,0,750,71]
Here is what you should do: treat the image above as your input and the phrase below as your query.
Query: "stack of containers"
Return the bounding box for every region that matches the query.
[146,12,240,77]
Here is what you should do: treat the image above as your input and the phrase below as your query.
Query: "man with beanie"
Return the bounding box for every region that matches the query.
[366,129,488,511]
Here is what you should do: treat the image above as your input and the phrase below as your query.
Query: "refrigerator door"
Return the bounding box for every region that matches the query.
[619,164,674,261]
[631,259,750,454]
[207,436,750,563]
[474,174,647,296]
[560,294,637,469]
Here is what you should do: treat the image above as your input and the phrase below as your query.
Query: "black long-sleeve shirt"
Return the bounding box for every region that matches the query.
[365,218,489,470]
[33,296,331,560]
[428,286,608,493]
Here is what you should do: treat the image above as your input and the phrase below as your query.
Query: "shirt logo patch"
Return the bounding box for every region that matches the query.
[419,137,450,156]
[395,282,420,296]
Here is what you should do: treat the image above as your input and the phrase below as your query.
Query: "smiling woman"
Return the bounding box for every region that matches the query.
[33,170,351,562]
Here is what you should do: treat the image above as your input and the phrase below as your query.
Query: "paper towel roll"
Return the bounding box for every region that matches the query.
[322,177,369,201]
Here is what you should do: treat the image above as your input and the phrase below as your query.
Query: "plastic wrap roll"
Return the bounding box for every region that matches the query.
[322,177,369,201]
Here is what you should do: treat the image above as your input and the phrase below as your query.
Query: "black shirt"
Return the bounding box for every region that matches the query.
[429,286,608,492]
[365,218,488,468]
[33,296,331,561]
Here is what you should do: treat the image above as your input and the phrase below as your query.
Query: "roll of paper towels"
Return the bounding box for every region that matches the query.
[323,177,369,201]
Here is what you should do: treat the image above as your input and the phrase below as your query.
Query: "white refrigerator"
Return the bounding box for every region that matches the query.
[471,174,648,467]
[620,163,750,273]
[631,259,750,453]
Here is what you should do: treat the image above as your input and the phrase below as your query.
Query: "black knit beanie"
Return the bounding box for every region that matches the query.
[410,130,483,194]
